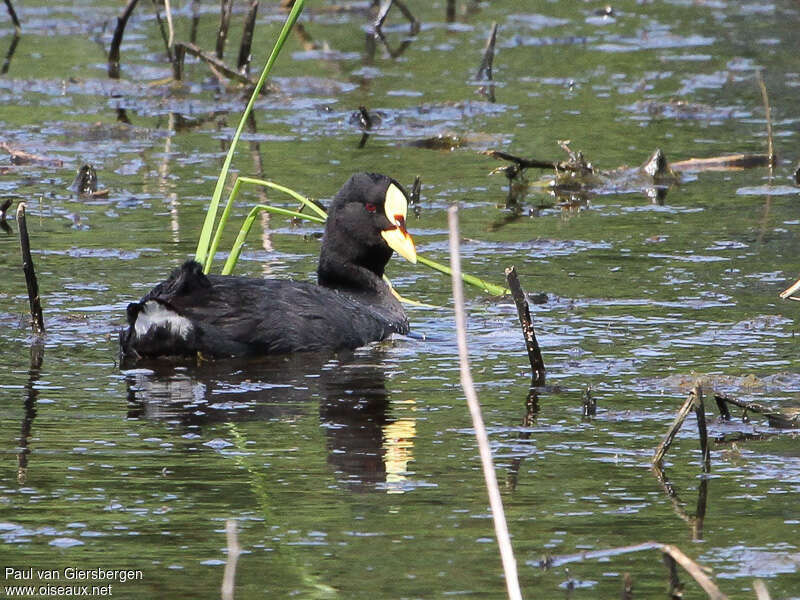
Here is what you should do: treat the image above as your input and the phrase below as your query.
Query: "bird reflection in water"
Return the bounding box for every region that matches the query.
[124,353,416,493]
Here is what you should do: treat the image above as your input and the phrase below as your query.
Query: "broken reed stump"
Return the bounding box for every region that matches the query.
[504,266,546,386]
[17,203,45,335]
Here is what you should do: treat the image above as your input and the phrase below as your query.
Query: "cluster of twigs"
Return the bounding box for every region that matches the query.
[108,0,263,83]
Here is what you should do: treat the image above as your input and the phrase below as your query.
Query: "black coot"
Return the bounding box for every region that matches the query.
[119,173,417,360]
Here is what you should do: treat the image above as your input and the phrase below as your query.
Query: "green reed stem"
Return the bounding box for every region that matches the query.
[195,0,306,271]
[222,204,324,276]
[417,254,509,296]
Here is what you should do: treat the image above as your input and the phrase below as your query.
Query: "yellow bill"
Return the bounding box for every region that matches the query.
[381,183,417,264]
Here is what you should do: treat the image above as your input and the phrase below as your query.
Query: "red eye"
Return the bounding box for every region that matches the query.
[365,203,377,213]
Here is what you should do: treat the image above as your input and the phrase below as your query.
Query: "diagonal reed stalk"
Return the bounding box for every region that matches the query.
[195,0,307,271]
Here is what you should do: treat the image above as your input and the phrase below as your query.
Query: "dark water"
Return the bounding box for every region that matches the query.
[2,1,800,598]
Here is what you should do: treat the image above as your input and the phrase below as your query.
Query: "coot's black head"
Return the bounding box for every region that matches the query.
[318,173,416,290]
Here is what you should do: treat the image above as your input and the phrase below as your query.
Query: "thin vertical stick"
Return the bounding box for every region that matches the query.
[504,266,545,385]
[476,22,498,102]
[221,519,241,600]
[448,205,523,600]
[693,386,710,473]
[17,203,45,335]
[238,0,260,75]
[755,70,775,170]
[216,0,234,59]
[108,0,140,79]
[151,0,175,66]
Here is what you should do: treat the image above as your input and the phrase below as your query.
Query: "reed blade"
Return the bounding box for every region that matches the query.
[195,0,306,271]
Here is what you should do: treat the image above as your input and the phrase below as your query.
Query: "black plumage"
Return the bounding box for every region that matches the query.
[120,173,417,360]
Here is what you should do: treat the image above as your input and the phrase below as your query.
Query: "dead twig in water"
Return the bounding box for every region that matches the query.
[756,70,776,170]
[661,545,728,600]
[476,22,498,102]
[237,0,260,76]
[373,0,420,58]
[108,0,141,79]
[216,0,234,59]
[3,0,21,33]
[695,386,710,473]
[177,42,263,88]
[1,30,20,74]
[1,198,12,234]
[535,541,728,599]
[17,203,45,335]
[448,205,523,600]
[653,385,706,468]
[670,153,770,172]
[714,393,799,429]
[504,266,545,386]
[221,519,241,600]
[150,0,178,77]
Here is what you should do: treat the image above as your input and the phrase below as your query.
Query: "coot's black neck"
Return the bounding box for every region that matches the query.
[317,235,392,293]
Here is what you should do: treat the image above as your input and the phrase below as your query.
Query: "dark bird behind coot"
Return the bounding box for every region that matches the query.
[120,173,417,361]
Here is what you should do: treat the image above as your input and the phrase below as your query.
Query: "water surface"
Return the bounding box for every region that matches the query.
[1,1,800,598]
